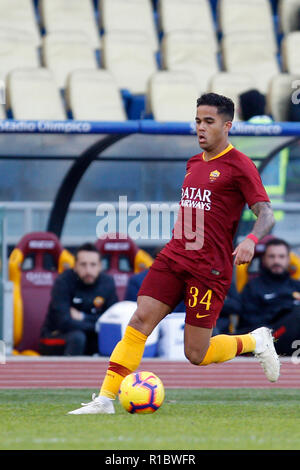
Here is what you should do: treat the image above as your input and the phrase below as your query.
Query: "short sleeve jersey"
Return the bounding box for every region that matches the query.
[161,144,270,294]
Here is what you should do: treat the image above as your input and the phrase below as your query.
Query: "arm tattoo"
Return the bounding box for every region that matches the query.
[250,201,275,240]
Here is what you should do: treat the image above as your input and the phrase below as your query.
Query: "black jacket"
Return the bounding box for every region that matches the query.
[41,269,118,336]
[238,268,300,330]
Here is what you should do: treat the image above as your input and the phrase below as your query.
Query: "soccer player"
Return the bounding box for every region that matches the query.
[68,93,280,415]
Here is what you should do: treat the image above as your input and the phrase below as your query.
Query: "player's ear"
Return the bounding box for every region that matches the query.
[224,120,233,132]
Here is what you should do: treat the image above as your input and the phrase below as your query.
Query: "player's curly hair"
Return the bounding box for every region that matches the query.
[197,93,234,121]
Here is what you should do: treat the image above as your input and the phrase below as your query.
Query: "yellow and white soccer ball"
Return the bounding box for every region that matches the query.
[118,371,165,414]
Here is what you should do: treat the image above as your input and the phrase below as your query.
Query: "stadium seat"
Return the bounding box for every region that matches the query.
[161,31,219,94]
[219,0,277,50]
[66,69,127,121]
[99,0,159,52]
[158,0,217,51]
[7,68,66,120]
[281,32,300,75]
[222,32,280,93]
[278,0,300,34]
[0,0,41,46]
[42,32,98,89]
[102,31,158,94]
[95,234,153,300]
[235,235,300,292]
[40,0,100,49]
[8,232,75,353]
[146,71,199,122]
[0,34,39,83]
[267,73,299,121]
[209,72,256,120]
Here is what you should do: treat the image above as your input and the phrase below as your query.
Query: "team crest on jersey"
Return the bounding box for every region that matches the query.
[209,170,220,182]
[292,292,300,300]
[94,296,105,308]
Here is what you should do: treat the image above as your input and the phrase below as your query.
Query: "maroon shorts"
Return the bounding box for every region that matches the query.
[138,254,226,329]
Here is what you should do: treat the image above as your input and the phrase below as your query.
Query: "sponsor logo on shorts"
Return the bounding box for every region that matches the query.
[196,313,210,319]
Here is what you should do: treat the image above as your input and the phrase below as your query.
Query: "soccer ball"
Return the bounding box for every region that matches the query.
[118,371,165,414]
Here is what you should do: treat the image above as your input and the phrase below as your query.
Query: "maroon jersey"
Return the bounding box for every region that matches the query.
[161,144,270,296]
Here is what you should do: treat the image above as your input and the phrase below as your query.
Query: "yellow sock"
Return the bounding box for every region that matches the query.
[199,333,256,366]
[99,325,147,399]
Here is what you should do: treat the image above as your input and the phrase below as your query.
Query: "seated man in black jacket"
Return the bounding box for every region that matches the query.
[40,243,118,356]
[238,238,300,355]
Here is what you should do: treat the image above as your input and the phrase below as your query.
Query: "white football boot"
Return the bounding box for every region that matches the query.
[68,394,115,415]
[250,327,280,382]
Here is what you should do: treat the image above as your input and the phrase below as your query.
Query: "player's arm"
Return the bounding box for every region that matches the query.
[233,201,275,266]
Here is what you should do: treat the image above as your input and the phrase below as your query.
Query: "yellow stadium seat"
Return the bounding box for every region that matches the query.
[281,32,300,75]
[209,72,256,120]
[222,32,280,93]
[43,31,98,89]
[7,68,66,120]
[161,31,219,94]
[40,0,100,49]
[66,69,127,121]
[158,0,217,50]
[0,0,41,46]
[147,71,199,122]
[219,0,276,49]
[278,0,300,34]
[267,73,299,121]
[102,31,157,94]
[99,0,158,52]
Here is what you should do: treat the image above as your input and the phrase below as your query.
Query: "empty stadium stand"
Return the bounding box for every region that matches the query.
[279,0,300,34]
[0,0,41,46]
[267,73,298,121]
[222,31,280,93]
[147,71,199,121]
[66,69,127,121]
[281,31,300,75]
[40,0,101,49]
[161,31,219,94]
[0,0,299,121]
[42,31,98,89]
[0,32,39,84]
[7,68,66,120]
[209,72,256,120]
[100,0,159,52]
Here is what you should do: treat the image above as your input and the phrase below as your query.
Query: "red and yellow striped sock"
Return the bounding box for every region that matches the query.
[199,333,256,366]
[99,325,147,399]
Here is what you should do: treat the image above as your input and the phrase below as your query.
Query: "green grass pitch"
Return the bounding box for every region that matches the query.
[1,388,300,450]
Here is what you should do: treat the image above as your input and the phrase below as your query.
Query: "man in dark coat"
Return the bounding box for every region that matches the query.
[40,243,118,355]
[238,238,300,355]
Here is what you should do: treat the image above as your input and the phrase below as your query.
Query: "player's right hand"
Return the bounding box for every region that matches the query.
[232,238,256,265]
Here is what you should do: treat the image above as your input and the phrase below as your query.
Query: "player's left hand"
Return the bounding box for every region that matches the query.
[232,238,256,265]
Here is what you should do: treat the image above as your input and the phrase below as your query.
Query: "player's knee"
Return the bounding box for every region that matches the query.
[128,307,153,336]
[184,346,208,365]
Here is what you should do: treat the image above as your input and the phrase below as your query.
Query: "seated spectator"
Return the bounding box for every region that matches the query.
[239,89,272,122]
[40,243,118,356]
[124,246,185,312]
[237,238,300,355]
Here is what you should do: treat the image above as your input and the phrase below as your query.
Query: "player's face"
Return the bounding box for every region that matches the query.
[262,245,290,275]
[74,251,102,284]
[195,105,232,151]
